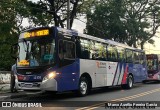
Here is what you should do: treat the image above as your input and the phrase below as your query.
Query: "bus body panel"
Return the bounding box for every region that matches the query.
[80,59,147,88]
[55,59,80,92]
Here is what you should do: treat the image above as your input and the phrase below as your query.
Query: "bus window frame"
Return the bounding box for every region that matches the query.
[117,46,125,62]
[133,51,140,64]
[107,44,118,62]
[58,39,76,61]
[125,49,133,63]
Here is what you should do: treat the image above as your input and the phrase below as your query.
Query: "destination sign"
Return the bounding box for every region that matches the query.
[24,29,49,38]
[18,60,29,66]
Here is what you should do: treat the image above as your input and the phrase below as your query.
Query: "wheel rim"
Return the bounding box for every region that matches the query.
[129,76,133,88]
[80,81,87,95]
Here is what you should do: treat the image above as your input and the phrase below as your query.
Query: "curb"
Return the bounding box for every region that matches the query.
[0,85,10,94]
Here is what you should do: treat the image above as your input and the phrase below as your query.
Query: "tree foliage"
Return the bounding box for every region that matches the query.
[0,0,21,70]
[16,0,85,28]
[86,0,160,49]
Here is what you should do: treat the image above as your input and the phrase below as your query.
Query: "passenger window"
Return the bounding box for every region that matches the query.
[98,43,107,60]
[58,40,75,60]
[117,46,125,61]
[139,52,145,65]
[93,42,107,60]
[80,39,90,59]
[126,49,133,63]
[107,45,118,61]
[133,52,140,64]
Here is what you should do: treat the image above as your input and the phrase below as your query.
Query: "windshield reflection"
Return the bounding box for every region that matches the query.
[17,38,55,67]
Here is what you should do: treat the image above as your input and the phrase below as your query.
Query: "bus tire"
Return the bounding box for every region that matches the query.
[77,77,89,97]
[122,75,133,89]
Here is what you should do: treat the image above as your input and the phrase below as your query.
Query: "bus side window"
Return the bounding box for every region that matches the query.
[126,49,133,63]
[58,40,75,60]
[107,45,118,61]
[98,43,107,60]
[117,46,125,62]
[80,39,90,59]
[133,51,140,64]
[64,41,75,59]
[107,45,112,60]
[139,52,145,65]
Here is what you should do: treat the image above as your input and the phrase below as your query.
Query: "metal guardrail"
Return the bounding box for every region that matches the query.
[0,71,11,84]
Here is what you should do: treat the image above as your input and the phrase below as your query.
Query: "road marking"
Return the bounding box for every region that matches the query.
[76,88,160,110]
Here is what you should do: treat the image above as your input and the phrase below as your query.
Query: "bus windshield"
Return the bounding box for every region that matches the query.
[147,58,158,71]
[17,38,55,67]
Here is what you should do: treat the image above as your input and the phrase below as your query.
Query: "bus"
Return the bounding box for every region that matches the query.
[13,26,147,96]
[145,54,160,81]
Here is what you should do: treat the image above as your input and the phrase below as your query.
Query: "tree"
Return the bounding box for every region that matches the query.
[86,0,160,49]
[123,0,160,49]
[0,0,21,70]
[17,0,85,29]
[86,0,127,42]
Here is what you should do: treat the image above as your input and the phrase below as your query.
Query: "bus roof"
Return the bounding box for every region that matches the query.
[56,27,144,52]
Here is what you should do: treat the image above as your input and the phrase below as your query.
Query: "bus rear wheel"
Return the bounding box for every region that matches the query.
[122,75,133,89]
[77,77,89,97]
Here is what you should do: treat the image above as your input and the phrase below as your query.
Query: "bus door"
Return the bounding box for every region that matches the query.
[58,40,78,90]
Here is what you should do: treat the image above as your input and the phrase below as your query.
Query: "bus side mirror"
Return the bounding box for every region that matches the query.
[11,43,18,60]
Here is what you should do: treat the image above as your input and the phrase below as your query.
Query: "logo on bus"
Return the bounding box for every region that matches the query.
[96,61,106,68]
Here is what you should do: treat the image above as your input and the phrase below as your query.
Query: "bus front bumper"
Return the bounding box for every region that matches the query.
[15,80,41,91]
[15,79,57,91]
[41,78,57,91]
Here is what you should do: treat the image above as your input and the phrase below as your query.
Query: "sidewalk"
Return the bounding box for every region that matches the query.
[0,84,10,93]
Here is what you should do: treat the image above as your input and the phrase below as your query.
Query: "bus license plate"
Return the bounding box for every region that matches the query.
[22,83,33,88]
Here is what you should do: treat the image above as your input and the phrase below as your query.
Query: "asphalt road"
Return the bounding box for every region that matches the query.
[0,81,160,110]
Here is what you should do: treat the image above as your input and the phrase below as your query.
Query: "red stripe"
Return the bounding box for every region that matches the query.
[122,65,128,84]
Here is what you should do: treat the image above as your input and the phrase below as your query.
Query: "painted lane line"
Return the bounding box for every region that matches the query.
[87,89,160,110]
[76,88,160,110]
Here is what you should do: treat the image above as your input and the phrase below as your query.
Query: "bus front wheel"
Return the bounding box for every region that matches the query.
[77,77,89,97]
[122,75,133,89]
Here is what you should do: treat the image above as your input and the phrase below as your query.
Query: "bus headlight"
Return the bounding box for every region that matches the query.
[48,72,56,79]
[43,71,56,82]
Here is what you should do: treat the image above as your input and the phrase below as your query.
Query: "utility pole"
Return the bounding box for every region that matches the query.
[67,0,70,29]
